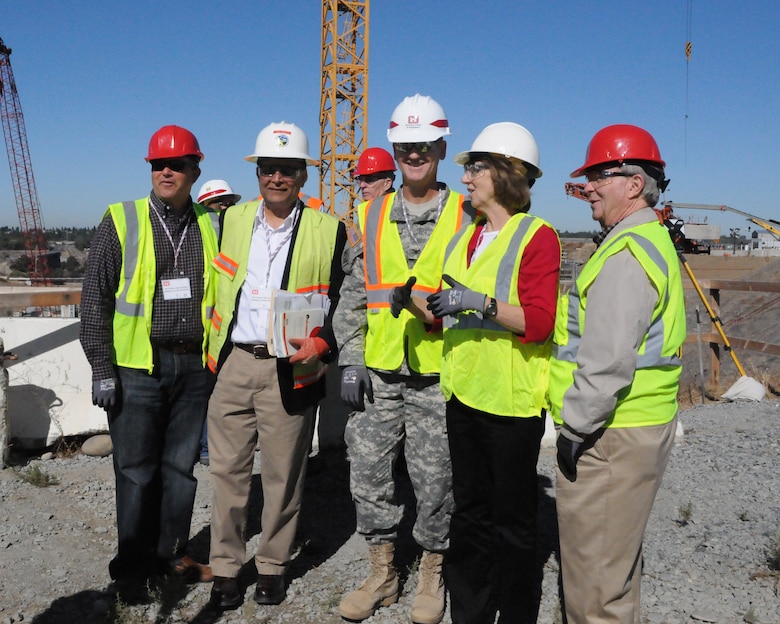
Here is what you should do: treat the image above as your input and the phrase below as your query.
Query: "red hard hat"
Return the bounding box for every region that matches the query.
[353,147,396,177]
[146,125,204,162]
[570,124,665,178]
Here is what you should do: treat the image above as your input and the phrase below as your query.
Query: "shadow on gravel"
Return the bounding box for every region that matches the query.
[535,472,561,620]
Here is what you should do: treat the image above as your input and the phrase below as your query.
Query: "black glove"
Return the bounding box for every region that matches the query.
[390,276,416,318]
[92,378,118,411]
[341,366,374,411]
[556,435,582,482]
[426,274,487,318]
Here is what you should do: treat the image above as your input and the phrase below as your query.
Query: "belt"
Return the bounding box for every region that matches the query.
[152,340,202,354]
[234,343,273,359]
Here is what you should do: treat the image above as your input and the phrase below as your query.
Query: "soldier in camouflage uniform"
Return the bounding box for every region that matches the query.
[335,95,473,624]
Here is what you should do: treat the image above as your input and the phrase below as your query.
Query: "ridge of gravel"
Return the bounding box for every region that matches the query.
[0,400,778,624]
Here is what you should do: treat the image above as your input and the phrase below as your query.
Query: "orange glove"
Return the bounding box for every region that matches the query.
[288,326,329,365]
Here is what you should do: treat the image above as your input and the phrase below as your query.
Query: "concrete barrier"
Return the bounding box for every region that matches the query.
[0,318,108,451]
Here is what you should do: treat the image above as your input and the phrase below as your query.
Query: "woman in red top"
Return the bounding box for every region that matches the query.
[425,122,561,624]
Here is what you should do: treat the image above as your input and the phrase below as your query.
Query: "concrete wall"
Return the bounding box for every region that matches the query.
[0,318,108,450]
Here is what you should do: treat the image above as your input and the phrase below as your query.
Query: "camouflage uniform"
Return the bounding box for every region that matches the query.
[334,187,456,552]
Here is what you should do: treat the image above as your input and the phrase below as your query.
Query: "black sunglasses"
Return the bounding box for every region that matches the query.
[150,158,195,173]
[393,141,439,154]
[258,164,302,180]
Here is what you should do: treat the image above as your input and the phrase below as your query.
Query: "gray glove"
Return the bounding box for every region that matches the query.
[92,378,118,411]
[426,274,487,318]
[341,366,374,411]
[390,276,416,318]
[556,435,582,482]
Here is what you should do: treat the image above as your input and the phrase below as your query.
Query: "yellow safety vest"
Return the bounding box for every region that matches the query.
[359,190,466,373]
[549,220,686,428]
[440,213,555,417]
[109,198,218,373]
[208,200,340,389]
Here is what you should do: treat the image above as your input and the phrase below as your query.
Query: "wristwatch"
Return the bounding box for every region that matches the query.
[484,297,498,318]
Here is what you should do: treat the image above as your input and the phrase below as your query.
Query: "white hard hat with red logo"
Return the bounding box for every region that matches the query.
[245,121,319,165]
[387,94,451,143]
[197,179,241,206]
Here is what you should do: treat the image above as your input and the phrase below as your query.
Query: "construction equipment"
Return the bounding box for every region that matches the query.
[0,36,52,284]
[662,201,780,241]
[320,1,369,222]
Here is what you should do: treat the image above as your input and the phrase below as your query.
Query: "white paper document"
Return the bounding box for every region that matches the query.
[268,290,329,358]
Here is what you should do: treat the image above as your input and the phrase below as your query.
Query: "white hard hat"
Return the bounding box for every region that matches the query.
[197,179,241,205]
[387,94,451,143]
[245,121,319,165]
[454,122,542,178]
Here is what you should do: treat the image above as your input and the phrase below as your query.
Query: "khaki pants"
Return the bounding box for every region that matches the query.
[208,346,314,577]
[556,418,676,624]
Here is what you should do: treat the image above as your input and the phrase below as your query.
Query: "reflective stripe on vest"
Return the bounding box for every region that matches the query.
[111,198,217,372]
[439,213,553,416]
[553,231,681,369]
[207,201,339,385]
[549,219,686,428]
[359,190,467,372]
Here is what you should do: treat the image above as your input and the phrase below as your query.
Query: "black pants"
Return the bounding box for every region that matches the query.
[445,395,544,624]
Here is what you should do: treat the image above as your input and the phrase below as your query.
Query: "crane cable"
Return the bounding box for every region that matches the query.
[685,0,693,165]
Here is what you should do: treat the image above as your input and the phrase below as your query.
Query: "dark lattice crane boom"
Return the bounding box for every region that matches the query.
[0,36,51,284]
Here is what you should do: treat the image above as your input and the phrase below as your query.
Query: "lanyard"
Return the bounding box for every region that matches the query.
[151,205,191,269]
[400,188,443,250]
[255,201,299,288]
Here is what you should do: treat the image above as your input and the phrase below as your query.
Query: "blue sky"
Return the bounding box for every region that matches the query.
[2,1,778,236]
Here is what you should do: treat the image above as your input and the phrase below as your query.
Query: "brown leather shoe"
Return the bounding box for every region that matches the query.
[210,576,241,610]
[254,573,286,605]
[171,555,214,583]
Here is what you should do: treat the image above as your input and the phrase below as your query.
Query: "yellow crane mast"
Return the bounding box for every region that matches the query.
[320,0,369,223]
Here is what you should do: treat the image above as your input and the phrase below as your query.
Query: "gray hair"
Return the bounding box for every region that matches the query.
[622,164,660,206]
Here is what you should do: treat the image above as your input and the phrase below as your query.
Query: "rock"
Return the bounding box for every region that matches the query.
[81,434,112,457]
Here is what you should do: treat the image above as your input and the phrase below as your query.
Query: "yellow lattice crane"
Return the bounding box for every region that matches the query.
[320,0,369,223]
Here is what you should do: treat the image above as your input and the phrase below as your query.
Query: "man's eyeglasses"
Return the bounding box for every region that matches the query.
[355,173,389,185]
[207,199,235,209]
[258,165,302,180]
[150,159,195,173]
[585,169,633,187]
[393,141,439,154]
[463,161,490,179]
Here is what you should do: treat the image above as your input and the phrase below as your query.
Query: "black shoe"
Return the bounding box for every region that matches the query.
[210,576,241,610]
[254,574,286,605]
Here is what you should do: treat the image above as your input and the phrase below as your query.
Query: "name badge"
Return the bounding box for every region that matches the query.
[250,288,273,311]
[161,277,192,300]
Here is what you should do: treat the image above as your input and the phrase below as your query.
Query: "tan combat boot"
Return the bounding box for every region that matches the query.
[338,542,399,621]
[410,550,445,624]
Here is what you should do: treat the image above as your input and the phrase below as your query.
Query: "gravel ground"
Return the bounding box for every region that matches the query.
[0,399,778,624]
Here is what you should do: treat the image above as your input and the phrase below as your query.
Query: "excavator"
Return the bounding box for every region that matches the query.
[563,183,711,253]
[660,202,780,241]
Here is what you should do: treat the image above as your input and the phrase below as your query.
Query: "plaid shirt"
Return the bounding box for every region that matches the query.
[79,192,206,381]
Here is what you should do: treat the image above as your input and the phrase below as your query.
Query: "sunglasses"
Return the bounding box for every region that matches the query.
[258,164,302,180]
[393,141,439,154]
[355,173,390,185]
[150,159,195,172]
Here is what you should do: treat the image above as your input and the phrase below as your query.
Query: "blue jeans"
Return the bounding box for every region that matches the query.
[108,349,209,580]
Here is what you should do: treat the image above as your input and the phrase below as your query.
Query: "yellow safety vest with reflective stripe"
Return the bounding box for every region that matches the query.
[440,213,554,416]
[109,198,218,373]
[549,220,686,428]
[207,200,340,388]
[360,190,466,373]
